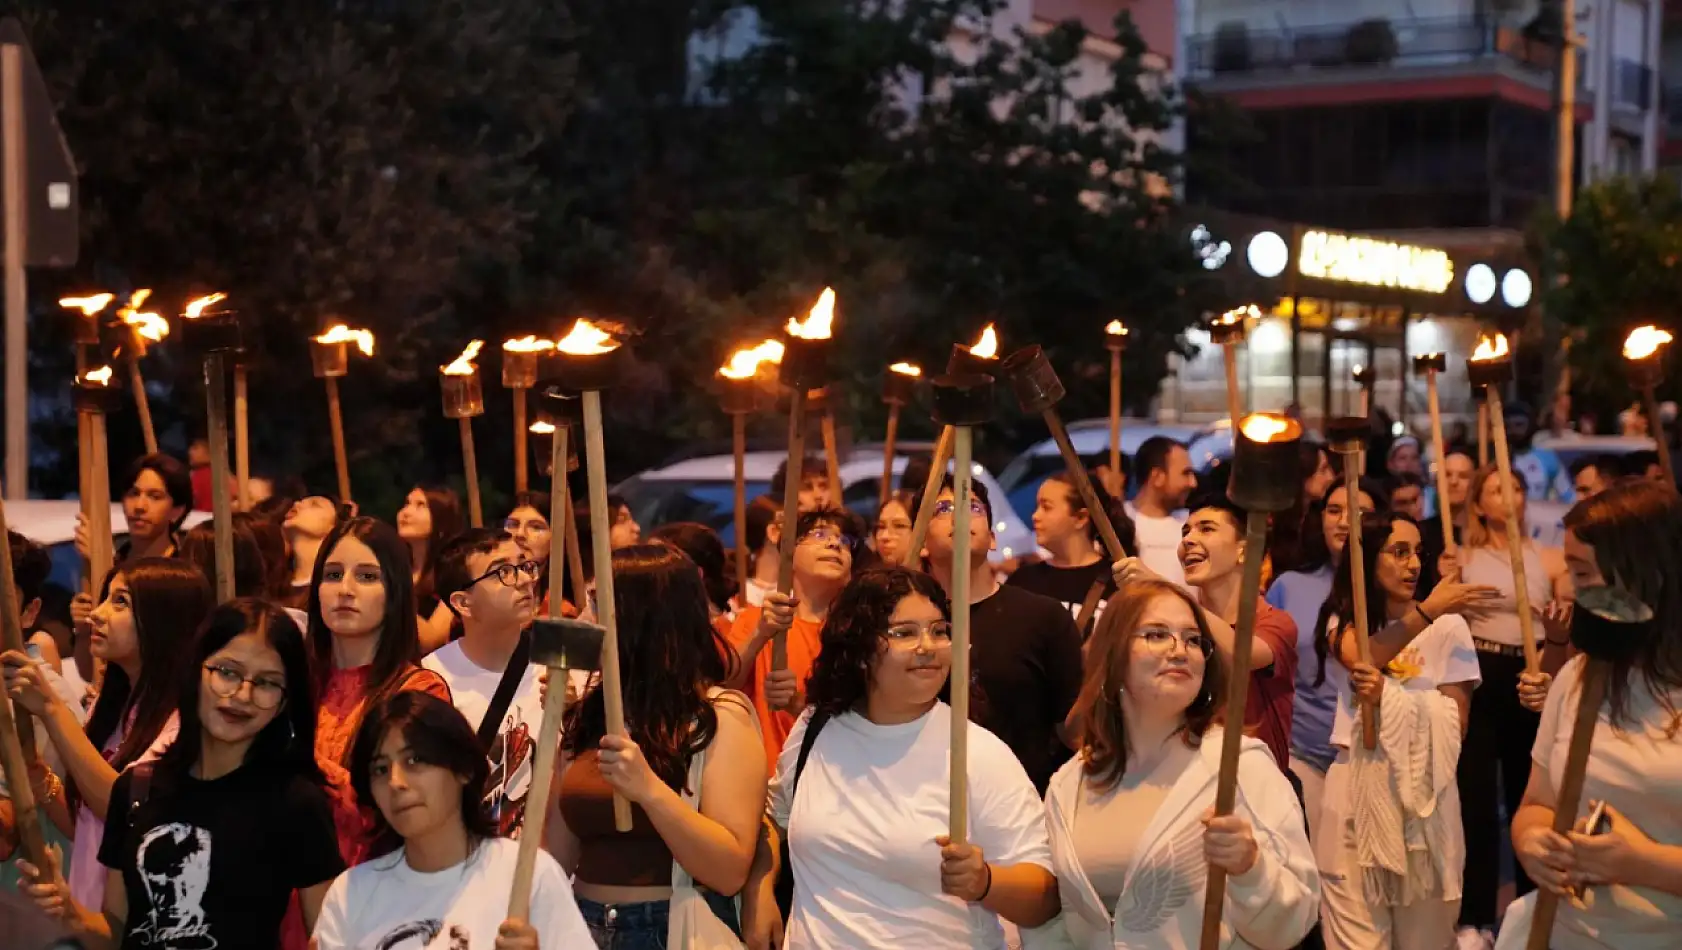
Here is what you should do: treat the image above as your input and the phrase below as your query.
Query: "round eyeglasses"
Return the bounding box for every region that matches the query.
[203,664,286,710]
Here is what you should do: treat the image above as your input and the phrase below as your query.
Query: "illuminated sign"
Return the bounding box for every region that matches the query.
[1296,229,1454,294]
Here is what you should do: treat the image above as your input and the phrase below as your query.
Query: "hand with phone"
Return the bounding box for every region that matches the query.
[1569,800,1658,890]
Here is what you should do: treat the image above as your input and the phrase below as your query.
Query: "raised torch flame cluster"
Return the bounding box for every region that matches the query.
[555,318,620,355]
[1624,325,1674,361]
[503,335,556,355]
[719,340,785,379]
[970,325,999,359]
[889,362,923,377]
[443,340,485,376]
[1471,333,1511,362]
[119,289,170,343]
[786,288,837,340]
[315,324,377,357]
[80,365,115,387]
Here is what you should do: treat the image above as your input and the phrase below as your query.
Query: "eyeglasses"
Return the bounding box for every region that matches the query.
[1137,626,1213,658]
[203,664,287,710]
[1379,543,1422,561]
[884,621,953,646]
[933,499,987,518]
[466,560,542,589]
[799,526,856,549]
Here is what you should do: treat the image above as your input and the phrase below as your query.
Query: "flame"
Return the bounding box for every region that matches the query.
[785,288,836,340]
[719,339,786,379]
[1240,413,1293,443]
[889,362,923,377]
[314,324,376,357]
[122,309,170,343]
[555,318,619,355]
[1214,305,1259,329]
[80,365,114,387]
[529,420,556,435]
[1624,325,1673,361]
[503,335,555,354]
[970,325,999,359]
[59,293,114,316]
[1105,320,1128,336]
[1470,333,1510,362]
[182,292,226,320]
[443,340,484,376]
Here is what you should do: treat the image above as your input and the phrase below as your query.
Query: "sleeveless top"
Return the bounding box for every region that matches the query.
[1461,544,1549,648]
[558,749,675,887]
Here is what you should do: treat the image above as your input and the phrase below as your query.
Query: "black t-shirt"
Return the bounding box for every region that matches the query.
[1005,559,1117,639]
[967,583,1085,794]
[100,761,345,950]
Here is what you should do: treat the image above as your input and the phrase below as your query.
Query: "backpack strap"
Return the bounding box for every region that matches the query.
[475,630,533,750]
[775,710,831,917]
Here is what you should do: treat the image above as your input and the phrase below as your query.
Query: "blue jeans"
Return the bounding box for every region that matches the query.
[576,892,741,950]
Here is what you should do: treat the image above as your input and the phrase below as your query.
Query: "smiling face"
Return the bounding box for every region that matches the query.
[503,506,552,565]
[1321,488,1376,561]
[1179,507,1243,587]
[451,540,537,634]
[89,572,141,667]
[284,496,339,540]
[1032,481,1087,549]
[318,536,387,641]
[867,593,950,711]
[1122,592,1209,714]
[396,489,432,542]
[874,499,913,567]
[368,726,467,843]
[199,630,287,747]
[124,469,184,545]
[1376,520,1423,602]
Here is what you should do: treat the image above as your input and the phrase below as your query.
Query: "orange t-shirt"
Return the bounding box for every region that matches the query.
[727,607,824,766]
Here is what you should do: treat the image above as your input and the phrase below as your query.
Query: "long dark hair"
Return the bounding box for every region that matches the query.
[1563,481,1682,733]
[1074,578,1225,792]
[351,691,496,862]
[563,544,736,793]
[306,517,423,747]
[176,518,269,599]
[409,484,464,608]
[505,490,553,601]
[155,599,324,786]
[82,559,212,785]
[1314,511,1414,687]
[1293,475,1388,574]
[652,522,736,613]
[804,567,953,719]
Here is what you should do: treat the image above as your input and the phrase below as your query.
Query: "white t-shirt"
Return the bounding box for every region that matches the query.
[423,640,545,840]
[1125,502,1186,587]
[1327,612,1482,748]
[1531,657,1682,950]
[770,704,1052,950]
[312,836,592,950]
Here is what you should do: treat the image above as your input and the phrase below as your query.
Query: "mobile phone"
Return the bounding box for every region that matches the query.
[1585,799,1610,836]
[24,642,42,663]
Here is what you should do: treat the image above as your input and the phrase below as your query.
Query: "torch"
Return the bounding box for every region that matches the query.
[1210,306,1255,429]
[504,336,554,494]
[180,294,241,603]
[443,341,487,528]
[1623,326,1674,487]
[1352,363,1371,420]
[1413,353,1457,558]
[0,492,51,872]
[1468,333,1540,672]
[74,365,119,604]
[1327,415,1380,751]
[311,324,375,506]
[111,289,168,455]
[547,318,634,831]
[773,290,838,672]
[59,293,114,530]
[718,340,783,602]
[1523,585,1653,950]
[529,416,588,611]
[881,362,921,514]
[1198,412,1303,950]
[1000,345,1129,562]
[1478,396,1490,468]
[814,385,844,510]
[1106,321,1128,485]
[907,326,998,559]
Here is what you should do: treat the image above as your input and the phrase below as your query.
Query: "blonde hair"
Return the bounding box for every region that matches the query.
[1462,463,1530,551]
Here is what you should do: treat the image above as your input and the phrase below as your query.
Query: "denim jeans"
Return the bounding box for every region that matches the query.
[576,891,741,950]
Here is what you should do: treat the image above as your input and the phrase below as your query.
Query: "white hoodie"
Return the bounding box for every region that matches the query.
[1024,733,1320,950]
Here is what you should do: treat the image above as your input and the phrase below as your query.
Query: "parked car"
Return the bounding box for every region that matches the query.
[614,447,1038,562]
[9,500,212,592]
[994,418,1215,520]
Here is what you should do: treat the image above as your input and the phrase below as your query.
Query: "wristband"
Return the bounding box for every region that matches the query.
[1414,604,1434,625]
[978,862,993,902]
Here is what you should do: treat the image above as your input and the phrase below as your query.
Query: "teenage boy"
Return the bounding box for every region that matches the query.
[770,455,833,515]
[1126,437,1199,586]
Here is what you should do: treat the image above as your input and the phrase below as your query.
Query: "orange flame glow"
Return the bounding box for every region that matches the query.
[503,335,556,354]
[719,339,786,379]
[442,340,484,376]
[970,325,999,359]
[59,293,114,316]
[889,362,923,377]
[182,292,226,320]
[529,420,557,435]
[1105,320,1128,336]
[1470,334,1510,362]
[118,289,169,343]
[1623,326,1673,361]
[80,366,114,387]
[1214,305,1258,331]
[555,319,619,356]
[314,324,376,357]
[1239,413,1295,443]
[786,288,836,340]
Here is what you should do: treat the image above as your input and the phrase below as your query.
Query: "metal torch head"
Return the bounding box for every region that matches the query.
[441,372,486,419]
[1412,352,1447,375]
[1105,322,1129,354]
[502,349,541,389]
[1351,363,1372,387]
[535,385,585,427]
[1570,585,1656,664]
[1227,413,1304,513]
[1000,345,1065,414]
[1466,334,1515,389]
[929,373,996,427]
[946,343,999,378]
[529,617,606,673]
[543,345,628,393]
[181,310,243,358]
[311,340,348,379]
[777,334,831,392]
[529,422,580,477]
[73,367,123,414]
[717,375,762,415]
[1627,353,1666,390]
[882,366,920,407]
[1324,416,1369,455]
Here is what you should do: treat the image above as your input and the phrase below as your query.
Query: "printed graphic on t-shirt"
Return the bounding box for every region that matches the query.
[486,708,535,838]
[1386,644,1425,682]
[376,920,470,949]
[1117,820,1207,935]
[134,823,216,948]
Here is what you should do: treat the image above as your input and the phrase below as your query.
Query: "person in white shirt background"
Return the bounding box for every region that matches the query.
[425,528,545,839]
[314,690,592,949]
[1313,512,1487,950]
[1124,437,1198,587]
[1508,480,1682,950]
[1027,577,1319,950]
[748,567,1058,950]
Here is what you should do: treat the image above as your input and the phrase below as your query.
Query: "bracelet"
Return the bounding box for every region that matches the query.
[31,768,62,803]
[1414,604,1434,625]
[978,862,994,902]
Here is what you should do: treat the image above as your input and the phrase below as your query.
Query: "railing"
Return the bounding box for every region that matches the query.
[1186,17,1559,77]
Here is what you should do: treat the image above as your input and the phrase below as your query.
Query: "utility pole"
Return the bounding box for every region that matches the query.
[1544,0,1580,434]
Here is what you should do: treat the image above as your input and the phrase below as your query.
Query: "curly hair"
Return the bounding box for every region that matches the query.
[804,567,952,719]
[1072,578,1225,793]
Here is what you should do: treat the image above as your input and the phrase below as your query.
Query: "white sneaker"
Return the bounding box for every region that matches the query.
[1456,926,1495,950]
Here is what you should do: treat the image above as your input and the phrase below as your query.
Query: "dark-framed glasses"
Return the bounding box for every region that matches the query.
[203,664,286,710]
[933,499,986,519]
[799,526,856,549]
[468,560,542,588]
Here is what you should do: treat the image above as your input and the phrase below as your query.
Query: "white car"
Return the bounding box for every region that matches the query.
[8,500,212,593]
[995,417,1215,519]
[614,447,1038,562]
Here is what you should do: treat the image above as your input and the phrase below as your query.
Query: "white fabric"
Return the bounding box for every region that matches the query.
[311,836,593,949]
[1517,657,1682,950]
[1329,614,1482,750]
[1344,682,1466,908]
[1023,732,1320,950]
[0,662,84,798]
[668,688,750,950]
[1460,546,1550,648]
[1125,503,1187,587]
[742,578,771,608]
[769,704,1052,950]
[1289,754,1327,845]
[422,640,544,738]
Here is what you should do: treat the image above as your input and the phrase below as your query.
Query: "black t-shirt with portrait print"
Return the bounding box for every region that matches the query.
[100,760,344,950]
[1004,559,1117,639]
[967,583,1085,795]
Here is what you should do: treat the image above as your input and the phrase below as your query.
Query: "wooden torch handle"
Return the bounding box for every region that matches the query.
[1045,410,1127,560]
[206,354,236,603]
[905,427,955,562]
[1526,660,1610,950]
[948,425,974,846]
[508,659,568,920]
[1486,386,1541,673]
[460,416,483,529]
[1341,448,1379,750]
[772,396,808,672]
[582,391,633,832]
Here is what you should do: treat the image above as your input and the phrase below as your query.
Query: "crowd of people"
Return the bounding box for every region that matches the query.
[0,422,1674,950]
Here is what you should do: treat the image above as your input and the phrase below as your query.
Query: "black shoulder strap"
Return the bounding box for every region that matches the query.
[776,710,831,917]
[476,630,533,750]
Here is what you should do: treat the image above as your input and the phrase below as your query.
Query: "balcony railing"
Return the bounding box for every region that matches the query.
[1187,17,1559,78]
